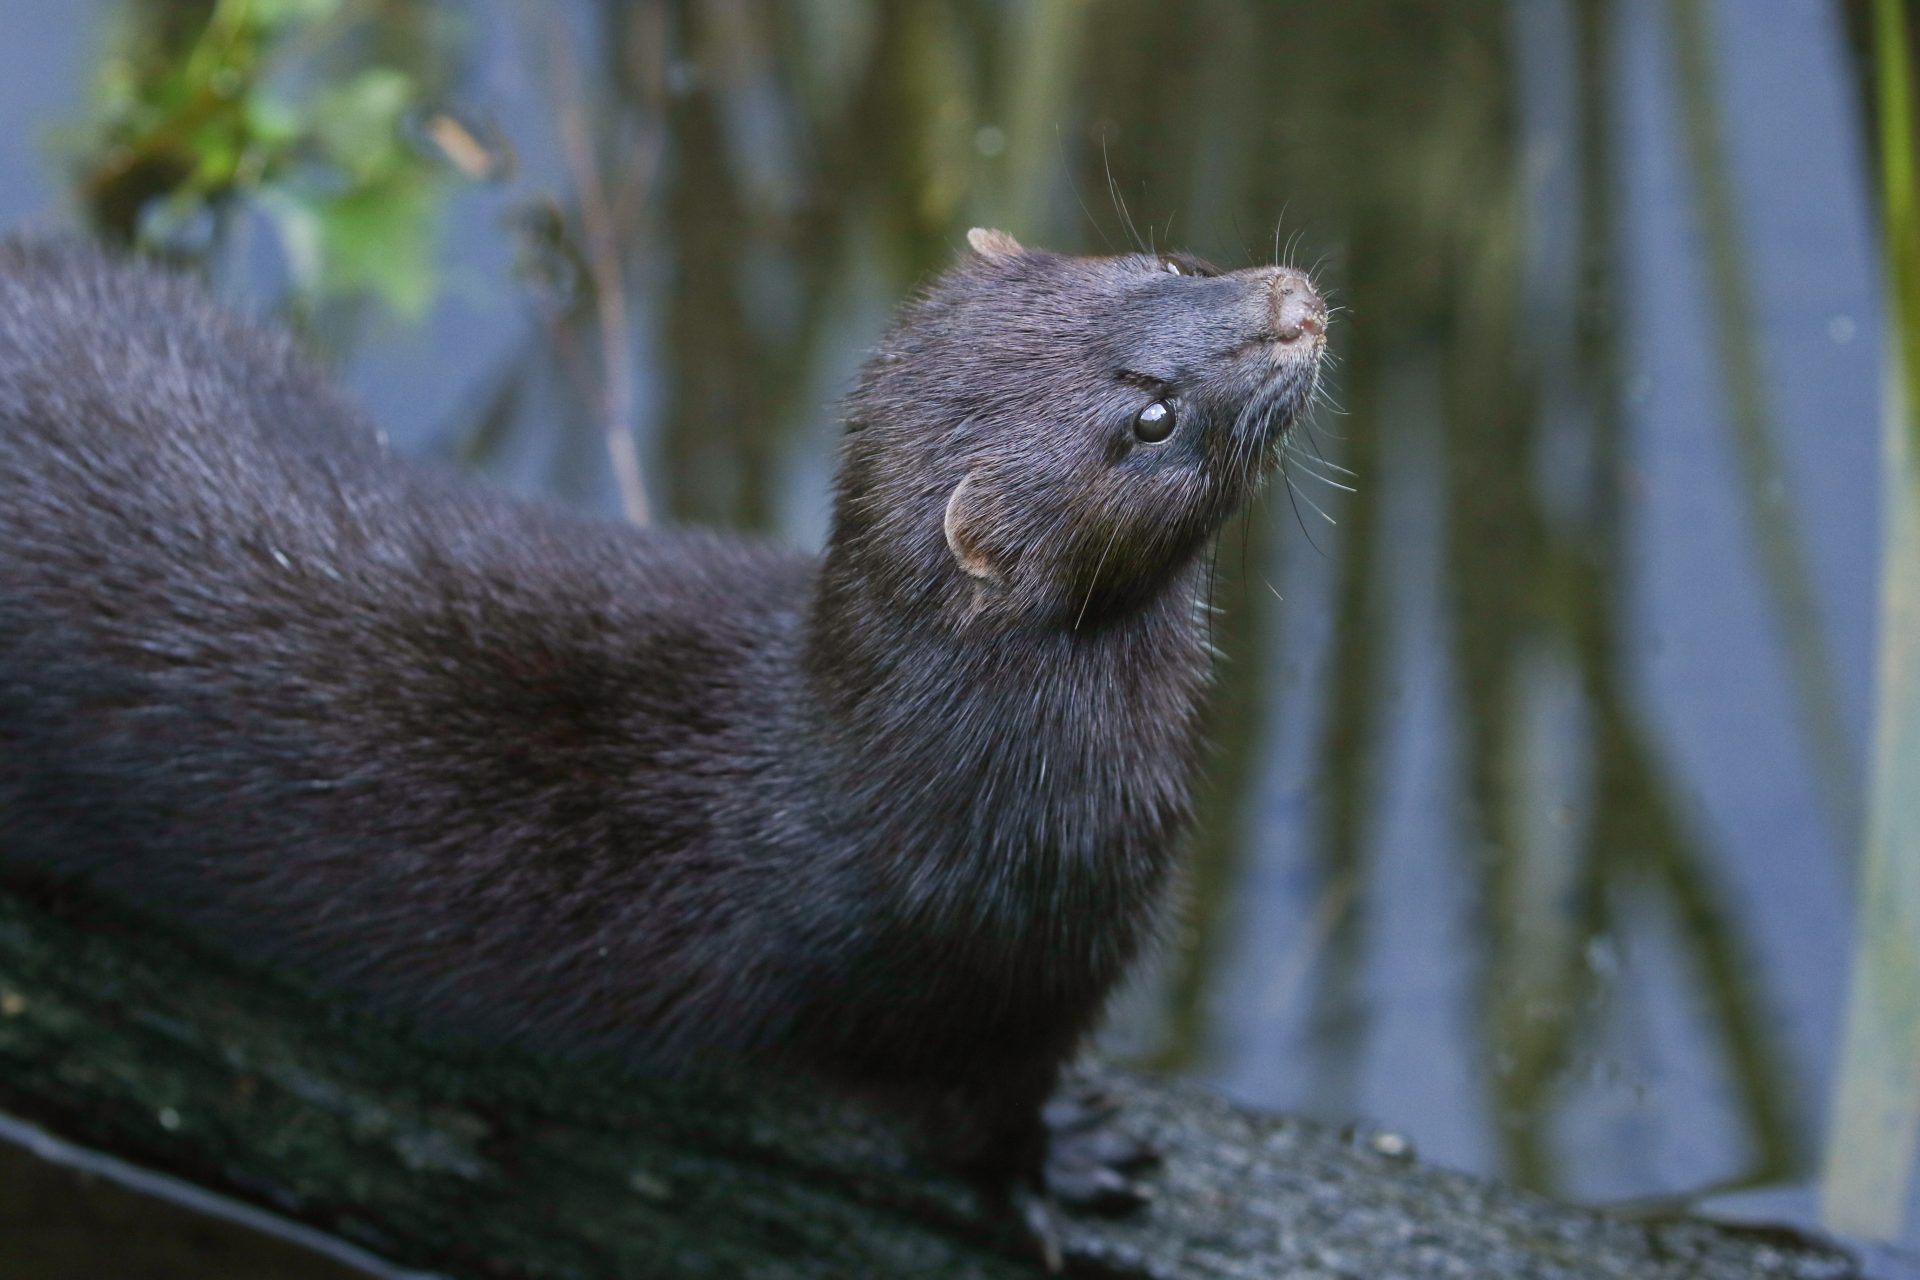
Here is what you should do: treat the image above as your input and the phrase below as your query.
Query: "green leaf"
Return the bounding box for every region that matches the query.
[245,94,303,147]
[310,68,416,182]
[313,176,441,317]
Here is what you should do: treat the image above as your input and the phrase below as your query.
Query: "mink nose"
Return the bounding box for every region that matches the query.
[1268,269,1327,343]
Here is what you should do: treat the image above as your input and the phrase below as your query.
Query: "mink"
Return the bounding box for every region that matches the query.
[0,230,1326,1214]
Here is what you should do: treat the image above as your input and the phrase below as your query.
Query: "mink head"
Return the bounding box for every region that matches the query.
[825,228,1327,631]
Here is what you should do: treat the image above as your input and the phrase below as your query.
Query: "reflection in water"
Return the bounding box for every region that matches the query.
[1823,0,1920,1246]
[7,0,1898,1271]
[1666,0,1859,854]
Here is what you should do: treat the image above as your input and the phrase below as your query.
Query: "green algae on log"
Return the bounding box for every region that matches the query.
[0,886,1861,1280]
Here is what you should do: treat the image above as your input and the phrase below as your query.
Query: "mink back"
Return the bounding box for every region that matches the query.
[0,242,843,1058]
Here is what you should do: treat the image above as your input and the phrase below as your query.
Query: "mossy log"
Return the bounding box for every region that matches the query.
[0,885,1861,1280]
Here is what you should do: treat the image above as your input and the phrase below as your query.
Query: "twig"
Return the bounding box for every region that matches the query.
[531,4,650,524]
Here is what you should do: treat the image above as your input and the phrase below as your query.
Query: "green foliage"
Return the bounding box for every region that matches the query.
[72,0,457,319]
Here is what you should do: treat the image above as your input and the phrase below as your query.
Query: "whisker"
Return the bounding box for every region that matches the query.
[1291,470,1356,494]
[1103,140,1145,253]
[1309,381,1349,416]
[1282,448,1357,490]
[1286,438,1356,476]
[1229,212,1255,266]
[1279,457,1330,556]
[1074,522,1126,631]
[1283,470,1339,525]
[1205,533,1222,654]
[1058,124,1114,253]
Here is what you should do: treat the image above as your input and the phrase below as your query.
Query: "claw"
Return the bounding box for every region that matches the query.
[1074,1122,1160,1172]
[1044,1155,1154,1213]
[1038,1089,1161,1215]
[1022,1194,1066,1273]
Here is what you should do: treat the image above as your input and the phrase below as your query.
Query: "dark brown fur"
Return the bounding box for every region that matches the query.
[0,233,1324,1193]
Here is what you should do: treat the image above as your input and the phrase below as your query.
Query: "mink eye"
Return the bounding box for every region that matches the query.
[1159,258,1184,276]
[1134,400,1175,443]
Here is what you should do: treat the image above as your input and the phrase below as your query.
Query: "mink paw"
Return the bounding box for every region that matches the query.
[1038,1088,1160,1213]
[1019,1094,1160,1273]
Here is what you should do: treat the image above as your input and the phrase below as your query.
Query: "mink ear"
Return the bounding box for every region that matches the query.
[943,473,1002,582]
[966,227,1025,260]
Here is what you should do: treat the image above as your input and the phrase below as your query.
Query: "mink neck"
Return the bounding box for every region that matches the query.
[800,537,1213,920]
[804,540,1210,720]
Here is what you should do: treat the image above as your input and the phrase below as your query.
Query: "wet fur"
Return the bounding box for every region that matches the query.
[0,237,1319,1175]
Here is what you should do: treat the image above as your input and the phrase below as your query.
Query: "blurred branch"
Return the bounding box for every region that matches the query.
[995,0,1088,236]
[526,0,656,525]
[1596,686,1802,1189]
[1496,0,1805,1198]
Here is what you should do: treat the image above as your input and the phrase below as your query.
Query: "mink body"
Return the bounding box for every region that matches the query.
[0,232,1325,1193]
